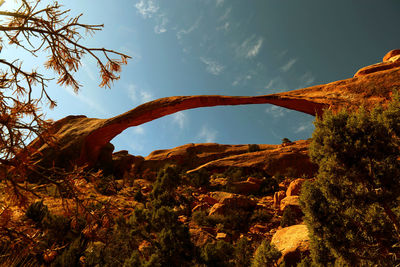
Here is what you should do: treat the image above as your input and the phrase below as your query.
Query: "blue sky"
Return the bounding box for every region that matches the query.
[2,0,400,156]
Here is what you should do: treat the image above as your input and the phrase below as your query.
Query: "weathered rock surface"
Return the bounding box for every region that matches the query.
[28,49,400,170]
[286,178,306,197]
[271,224,310,266]
[280,196,301,212]
[188,140,316,177]
[273,190,286,209]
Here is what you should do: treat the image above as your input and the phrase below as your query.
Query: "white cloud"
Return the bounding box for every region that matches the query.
[171,112,187,129]
[81,60,96,82]
[177,16,202,40]
[135,0,159,18]
[294,121,314,133]
[280,58,298,72]
[200,57,224,75]
[299,71,315,87]
[127,84,153,104]
[217,21,230,31]
[219,7,232,21]
[263,76,288,93]
[197,125,218,143]
[265,105,289,118]
[131,125,145,135]
[154,14,168,34]
[232,73,252,86]
[236,35,264,59]
[63,87,106,115]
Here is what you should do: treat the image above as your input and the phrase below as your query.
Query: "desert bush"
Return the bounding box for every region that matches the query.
[300,95,400,266]
[234,237,253,267]
[280,206,299,227]
[201,240,234,267]
[187,168,210,188]
[96,175,118,195]
[251,240,281,267]
[250,208,273,223]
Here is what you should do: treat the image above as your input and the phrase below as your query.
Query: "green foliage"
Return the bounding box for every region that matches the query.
[133,189,144,202]
[300,94,400,266]
[96,174,118,195]
[250,209,273,223]
[201,240,234,267]
[251,240,281,267]
[248,144,261,152]
[51,237,86,267]
[280,206,298,228]
[192,210,251,231]
[151,165,180,199]
[234,237,253,267]
[187,168,210,188]
[281,138,292,145]
[257,177,279,196]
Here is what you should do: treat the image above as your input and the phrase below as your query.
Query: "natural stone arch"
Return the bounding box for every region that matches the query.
[29,59,399,170]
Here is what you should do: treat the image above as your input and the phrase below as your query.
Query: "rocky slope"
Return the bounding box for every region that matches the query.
[28,49,400,172]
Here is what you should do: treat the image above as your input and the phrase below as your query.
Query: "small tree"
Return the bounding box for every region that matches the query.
[300,94,400,265]
[251,240,281,267]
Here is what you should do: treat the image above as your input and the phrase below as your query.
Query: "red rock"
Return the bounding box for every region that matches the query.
[28,49,400,173]
[231,180,261,194]
[274,191,286,209]
[280,196,300,212]
[354,61,400,77]
[198,194,218,205]
[249,224,270,234]
[192,203,211,213]
[383,49,400,62]
[286,178,306,196]
[209,203,226,216]
[188,140,317,178]
[216,232,230,241]
[271,224,310,266]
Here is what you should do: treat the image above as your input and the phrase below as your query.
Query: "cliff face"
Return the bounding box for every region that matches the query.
[29,49,400,170]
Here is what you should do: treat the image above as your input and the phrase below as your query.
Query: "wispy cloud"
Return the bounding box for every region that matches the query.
[81,60,96,82]
[236,35,264,59]
[294,121,314,133]
[219,7,232,21]
[265,105,289,118]
[263,76,288,93]
[217,21,230,31]
[63,88,106,115]
[131,125,145,135]
[135,0,159,18]
[200,57,224,75]
[177,16,202,40]
[154,14,168,34]
[127,84,153,104]
[171,112,187,129]
[197,125,218,143]
[232,74,252,86]
[280,58,298,72]
[299,71,315,87]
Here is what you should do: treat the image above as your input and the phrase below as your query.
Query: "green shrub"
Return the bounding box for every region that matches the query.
[187,168,210,188]
[280,206,299,227]
[234,237,253,267]
[96,175,118,195]
[201,240,234,267]
[251,240,281,267]
[250,209,272,223]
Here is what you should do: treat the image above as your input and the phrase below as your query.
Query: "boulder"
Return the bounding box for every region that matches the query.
[198,194,219,205]
[280,196,300,212]
[192,203,211,213]
[231,179,261,194]
[273,190,286,209]
[271,224,310,266]
[286,178,306,196]
[209,203,226,216]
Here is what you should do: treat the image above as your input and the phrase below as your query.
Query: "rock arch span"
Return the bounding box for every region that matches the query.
[29,54,400,169]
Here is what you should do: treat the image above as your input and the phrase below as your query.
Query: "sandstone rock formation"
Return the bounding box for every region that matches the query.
[271,224,310,266]
[28,49,400,170]
[286,178,306,197]
[187,140,316,177]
